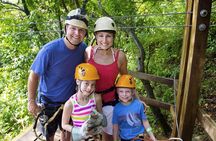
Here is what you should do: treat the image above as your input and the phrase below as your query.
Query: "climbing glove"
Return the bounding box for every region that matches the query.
[71,126,84,141]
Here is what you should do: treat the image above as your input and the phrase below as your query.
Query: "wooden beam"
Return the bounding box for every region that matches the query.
[139,95,172,110]
[197,108,216,141]
[178,0,212,140]
[129,70,175,87]
[172,0,194,137]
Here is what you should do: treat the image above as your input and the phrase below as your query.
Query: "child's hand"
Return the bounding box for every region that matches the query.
[150,136,157,141]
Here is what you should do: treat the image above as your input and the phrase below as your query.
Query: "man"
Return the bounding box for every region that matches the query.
[27,8,88,141]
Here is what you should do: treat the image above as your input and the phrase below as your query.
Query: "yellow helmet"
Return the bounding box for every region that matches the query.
[116,74,136,88]
[65,8,88,30]
[94,17,117,33]
[75,63,99,80]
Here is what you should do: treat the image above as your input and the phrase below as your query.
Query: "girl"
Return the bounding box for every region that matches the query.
[62,63,103,141]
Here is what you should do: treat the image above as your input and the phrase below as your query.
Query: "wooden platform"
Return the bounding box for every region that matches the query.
[13,124,61,141]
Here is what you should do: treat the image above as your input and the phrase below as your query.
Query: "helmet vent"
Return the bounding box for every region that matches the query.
[112,23,115,27]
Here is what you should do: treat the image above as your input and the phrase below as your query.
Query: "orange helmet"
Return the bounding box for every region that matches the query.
[116,74,136,88]
[75,63,99,80]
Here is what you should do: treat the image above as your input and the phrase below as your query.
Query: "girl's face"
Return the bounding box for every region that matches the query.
[117,88,133,104]
[95,32,114,50]
[79,80,96,97]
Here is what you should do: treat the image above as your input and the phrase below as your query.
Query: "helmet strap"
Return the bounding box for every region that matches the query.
[78,81,95,97]
[65,36,80,47]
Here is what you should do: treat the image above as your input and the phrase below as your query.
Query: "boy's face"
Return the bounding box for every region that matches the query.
[79,80,96,97]
[117,87,133,104]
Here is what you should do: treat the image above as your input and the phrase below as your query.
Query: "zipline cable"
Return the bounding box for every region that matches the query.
[3,24,216,36]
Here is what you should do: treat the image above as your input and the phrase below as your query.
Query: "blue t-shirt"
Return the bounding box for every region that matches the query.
[31,38,87,104]
[112,99,147,140]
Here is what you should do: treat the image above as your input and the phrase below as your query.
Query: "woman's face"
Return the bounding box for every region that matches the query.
[95,32,114,50]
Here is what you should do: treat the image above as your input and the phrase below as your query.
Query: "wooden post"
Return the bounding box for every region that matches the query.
[178,0,212,140]
[172,0,194,137]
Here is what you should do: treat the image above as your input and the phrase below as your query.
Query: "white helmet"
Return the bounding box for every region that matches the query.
[65,8,88,30]
[94,17,116,33]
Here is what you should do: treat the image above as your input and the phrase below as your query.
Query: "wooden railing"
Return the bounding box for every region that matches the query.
[130,70,216,141]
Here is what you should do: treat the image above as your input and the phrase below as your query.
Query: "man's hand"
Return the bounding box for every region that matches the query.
[28,100,41,117]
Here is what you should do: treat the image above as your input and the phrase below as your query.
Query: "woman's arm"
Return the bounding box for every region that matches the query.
[62,99,73,132]
[95,94,102,113]
[84,46,91,62]
[118,50,128,74]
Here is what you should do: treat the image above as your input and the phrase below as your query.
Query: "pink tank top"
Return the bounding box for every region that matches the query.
[70,94,96,127]
[88,47,119,103]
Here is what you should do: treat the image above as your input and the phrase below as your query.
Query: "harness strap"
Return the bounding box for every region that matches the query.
[132,133,145,141]
[40,94,65,106]
[33,112,45,141]
[44,105,64,129]
[95,86,115,94]
[102,100,118,107]
[33,105,64,141]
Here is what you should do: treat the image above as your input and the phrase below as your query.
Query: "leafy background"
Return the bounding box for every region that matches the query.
[0,0,215,140]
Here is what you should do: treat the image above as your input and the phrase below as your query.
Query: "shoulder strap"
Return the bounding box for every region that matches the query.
[114,49,120,62]
[90,46,94,59]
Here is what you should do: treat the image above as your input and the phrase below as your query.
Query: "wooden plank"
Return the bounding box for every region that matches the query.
[178,0,212,140]
[197,108,216,141]
[129,70,175,87]
[13,124,61,141]
[139,95,172,110]
[172,0,194,137]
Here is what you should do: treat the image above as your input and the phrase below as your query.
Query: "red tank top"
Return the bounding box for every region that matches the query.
[88,47,119,103]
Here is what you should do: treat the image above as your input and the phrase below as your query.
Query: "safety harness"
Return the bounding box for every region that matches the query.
[95,86,119,106]
[33,95,65,141]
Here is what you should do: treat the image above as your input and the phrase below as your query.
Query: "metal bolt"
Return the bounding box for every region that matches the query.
[199,24,206,31]
[200,9,208,17]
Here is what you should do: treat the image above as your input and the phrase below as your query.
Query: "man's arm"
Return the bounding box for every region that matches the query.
[27,70,40,116]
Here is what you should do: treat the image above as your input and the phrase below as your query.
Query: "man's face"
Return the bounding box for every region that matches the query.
[65,24,87,45]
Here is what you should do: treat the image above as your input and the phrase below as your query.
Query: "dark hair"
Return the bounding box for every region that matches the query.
[94,30,116,35]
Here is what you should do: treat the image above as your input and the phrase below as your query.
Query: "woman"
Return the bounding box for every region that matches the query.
[85,16,128,141]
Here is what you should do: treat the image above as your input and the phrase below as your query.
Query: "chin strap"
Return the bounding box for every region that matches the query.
[65,36,80,47]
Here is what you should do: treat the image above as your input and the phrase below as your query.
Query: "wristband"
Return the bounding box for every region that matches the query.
[146,127,152,133]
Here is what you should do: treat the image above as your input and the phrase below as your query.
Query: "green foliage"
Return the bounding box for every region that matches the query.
[0,0,215,139]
